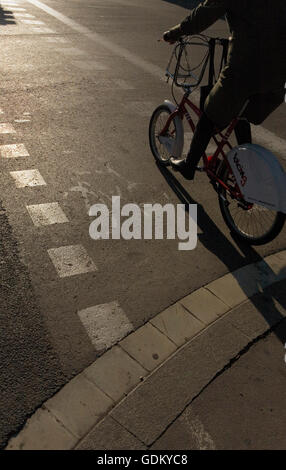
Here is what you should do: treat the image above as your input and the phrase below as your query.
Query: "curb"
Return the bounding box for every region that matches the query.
[6,250,286,450]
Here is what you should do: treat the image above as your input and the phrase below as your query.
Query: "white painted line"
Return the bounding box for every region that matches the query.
[24,0,286,159]
[5,7,26,11]
[56,47,86,56]
[13,13,36,18]
[10,169,46,187]
[32,27,55,34]
[72,60,107,71]
[0,123,16,133]
[24,0,163,78]
[0,143,29,158]
[26,202,69,226]
[78,301,133,352]
[48,245,97,278]
[14,119,31,123]
[21,19,45,24]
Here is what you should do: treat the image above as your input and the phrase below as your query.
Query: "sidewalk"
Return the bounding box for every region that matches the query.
[6,251,286,450]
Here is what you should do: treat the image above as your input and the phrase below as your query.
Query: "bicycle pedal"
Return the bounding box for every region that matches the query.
[196,166,204,172]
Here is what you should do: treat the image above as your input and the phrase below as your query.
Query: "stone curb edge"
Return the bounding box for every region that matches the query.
[6,250,286,450]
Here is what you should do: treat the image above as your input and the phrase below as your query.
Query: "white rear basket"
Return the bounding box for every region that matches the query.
[227,144,286,214]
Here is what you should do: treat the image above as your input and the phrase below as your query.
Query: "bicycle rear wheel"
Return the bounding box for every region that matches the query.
[218,163,285,245]
[149,104,180,165]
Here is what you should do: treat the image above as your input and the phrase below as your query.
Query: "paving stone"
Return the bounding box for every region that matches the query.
[209,254,286,310]
[255,252,286,284]
[120,323,177,372]
[45,374,113,439]
[180,288,229,324]
[150,303,204,347]
[111,319,249,445]
[206,264,263,308]
[76,416,146,450]
[6,408,77,450]
[227,283,286,340]
[83,346,147,402]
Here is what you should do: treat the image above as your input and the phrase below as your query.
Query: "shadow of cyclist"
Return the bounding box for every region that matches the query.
[157,162,286,344]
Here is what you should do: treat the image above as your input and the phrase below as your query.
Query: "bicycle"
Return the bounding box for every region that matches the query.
[149,36,286,245]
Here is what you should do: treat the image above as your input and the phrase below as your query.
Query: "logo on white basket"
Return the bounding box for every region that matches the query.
[233,153,247,187]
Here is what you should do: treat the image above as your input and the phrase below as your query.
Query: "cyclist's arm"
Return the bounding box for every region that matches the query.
[180,0,226,35]
[164,0,226,42]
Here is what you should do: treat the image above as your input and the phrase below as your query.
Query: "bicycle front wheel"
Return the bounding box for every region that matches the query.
[218,163,286,245]
[149,104,181,165]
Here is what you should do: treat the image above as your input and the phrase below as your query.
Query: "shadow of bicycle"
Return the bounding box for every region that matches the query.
[157,162,286,344]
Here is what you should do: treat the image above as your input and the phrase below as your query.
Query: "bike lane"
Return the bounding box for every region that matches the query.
[0,0,285,448]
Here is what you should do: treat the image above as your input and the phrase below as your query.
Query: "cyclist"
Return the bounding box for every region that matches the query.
[163,0,286,180]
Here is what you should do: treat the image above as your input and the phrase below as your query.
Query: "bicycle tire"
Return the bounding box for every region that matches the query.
[149,104,181,165]
[218,162,286,245]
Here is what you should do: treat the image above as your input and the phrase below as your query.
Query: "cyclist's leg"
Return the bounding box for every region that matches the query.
[234,119,252,145]
[170,112,216,179]
[234,86,284,145]
[243,86,285,125]
[171,67,247,178]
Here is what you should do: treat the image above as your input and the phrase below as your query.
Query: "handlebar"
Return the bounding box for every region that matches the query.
[165,35,229,91]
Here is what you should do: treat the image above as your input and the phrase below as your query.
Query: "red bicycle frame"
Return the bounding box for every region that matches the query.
[159,92,244,200]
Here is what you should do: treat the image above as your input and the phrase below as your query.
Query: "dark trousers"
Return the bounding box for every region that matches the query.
[186,112,252,172]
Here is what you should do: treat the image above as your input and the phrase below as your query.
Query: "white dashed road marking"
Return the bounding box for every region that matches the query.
[78,301,133,352]
[0,143,29,158]
[13,13,36,18]
[26,202,69,226]
[21,19,45,24]
[48,245,97,278]
[32,27,55,34]
[10,169,47,187]
[0,123,16,134]
[5,7,26,11]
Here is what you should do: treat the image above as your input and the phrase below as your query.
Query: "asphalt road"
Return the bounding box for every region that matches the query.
[0,0,285,447]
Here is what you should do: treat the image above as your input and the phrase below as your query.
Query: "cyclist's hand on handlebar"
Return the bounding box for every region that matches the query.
[163,31,176,44]
[163,24,182,44]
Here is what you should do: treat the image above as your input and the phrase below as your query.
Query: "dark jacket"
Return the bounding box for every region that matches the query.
[177,0,286,90]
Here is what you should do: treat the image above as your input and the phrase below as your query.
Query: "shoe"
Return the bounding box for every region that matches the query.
[170,157,195,180]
